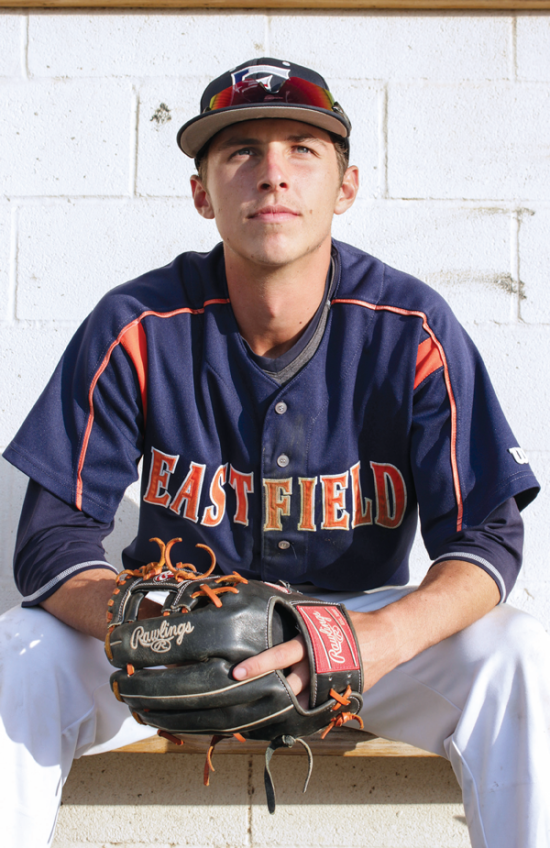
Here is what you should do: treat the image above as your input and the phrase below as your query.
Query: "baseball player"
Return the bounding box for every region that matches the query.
[1,57,549,848]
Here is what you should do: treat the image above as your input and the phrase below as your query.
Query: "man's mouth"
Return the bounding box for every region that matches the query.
[249,205,300,221]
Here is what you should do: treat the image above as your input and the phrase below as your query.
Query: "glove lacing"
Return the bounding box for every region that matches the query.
[264,735,314,815]
[320,685,365,738]
[262,687,364,813]
[114,537,218,585]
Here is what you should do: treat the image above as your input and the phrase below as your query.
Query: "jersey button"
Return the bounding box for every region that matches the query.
[277,454,290,468]
[275,402,287,415]
[278,540,290,550]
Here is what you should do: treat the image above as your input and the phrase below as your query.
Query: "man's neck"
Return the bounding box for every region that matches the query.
[223,241,332,359]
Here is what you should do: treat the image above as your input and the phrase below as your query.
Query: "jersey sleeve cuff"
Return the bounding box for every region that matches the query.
[430,553,507,603]
[20,561,118,608]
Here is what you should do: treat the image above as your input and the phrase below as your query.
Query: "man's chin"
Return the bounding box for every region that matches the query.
[224,232,330,271]
[247,238,323,269]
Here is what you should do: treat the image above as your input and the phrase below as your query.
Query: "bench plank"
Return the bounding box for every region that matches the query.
[114,728,437,757]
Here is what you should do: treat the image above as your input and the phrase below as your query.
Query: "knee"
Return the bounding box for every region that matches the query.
[1,603,80,649]
[478,604,550,676]
[0,604,100,682]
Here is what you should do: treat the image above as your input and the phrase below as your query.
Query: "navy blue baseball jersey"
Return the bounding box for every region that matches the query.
[4,240,538,602]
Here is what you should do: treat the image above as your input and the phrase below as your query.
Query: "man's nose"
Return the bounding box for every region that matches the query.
[257,148,289,191]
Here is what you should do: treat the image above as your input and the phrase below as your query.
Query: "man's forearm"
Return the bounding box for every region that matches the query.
[40,569,118,640]
[233,559,501,695]
[40,568,161,641]
[349,559,501,691]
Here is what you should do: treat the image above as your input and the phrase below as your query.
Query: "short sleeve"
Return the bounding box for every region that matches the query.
[3,300,145,523]
[411,322,539,558]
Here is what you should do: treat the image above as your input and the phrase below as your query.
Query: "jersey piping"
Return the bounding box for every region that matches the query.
[332,297,462,531]
[432,552,506,602]
[75,299,231,510]
[21,560,117,604]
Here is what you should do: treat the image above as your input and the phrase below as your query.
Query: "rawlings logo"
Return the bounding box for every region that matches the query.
[130,620,194,653]
[312,610,346,665]
[153,571,174,583]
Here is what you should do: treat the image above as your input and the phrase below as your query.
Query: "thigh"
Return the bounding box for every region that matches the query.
[311,588,550,757]
[0,603,154,760]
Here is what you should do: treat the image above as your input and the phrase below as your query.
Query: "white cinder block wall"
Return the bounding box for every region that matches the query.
[1,10,549,847]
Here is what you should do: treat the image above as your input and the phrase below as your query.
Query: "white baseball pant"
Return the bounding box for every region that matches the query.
[0,586,549,848]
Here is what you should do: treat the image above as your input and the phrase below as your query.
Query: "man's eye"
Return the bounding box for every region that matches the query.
[295,145,312,154]
[232,147,254,157]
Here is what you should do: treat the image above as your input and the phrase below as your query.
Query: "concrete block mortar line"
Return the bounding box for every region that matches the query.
[7,205,18,322]
[20,13,29,81]
[515,205,537,323]
[3,195,550,210]
[0,318,81,331]
[247,755,253,848]
[509,15,518,81]
[130,85,139,198]
[3,195,174,205]
[264,12,270,55]
[377,84,388,200]
[510,210,521,322]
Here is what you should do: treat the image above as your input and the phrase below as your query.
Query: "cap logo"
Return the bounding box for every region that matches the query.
[231,64,290,91]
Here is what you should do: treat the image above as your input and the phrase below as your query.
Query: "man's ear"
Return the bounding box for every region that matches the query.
[190,175,215,220]
[334,165,359,216]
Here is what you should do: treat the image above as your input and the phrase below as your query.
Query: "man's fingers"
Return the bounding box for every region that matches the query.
[285,658,311,697]
[233,636,307,682]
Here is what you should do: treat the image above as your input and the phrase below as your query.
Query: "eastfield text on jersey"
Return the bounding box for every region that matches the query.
[144,447,407,531]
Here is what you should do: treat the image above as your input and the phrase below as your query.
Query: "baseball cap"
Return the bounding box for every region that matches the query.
[177,57,351,159]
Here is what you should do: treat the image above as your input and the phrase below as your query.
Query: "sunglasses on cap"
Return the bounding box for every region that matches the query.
[177,59,351,158]
[206,76,339,116]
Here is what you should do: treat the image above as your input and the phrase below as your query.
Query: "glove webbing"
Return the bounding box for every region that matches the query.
[114,537,217,588]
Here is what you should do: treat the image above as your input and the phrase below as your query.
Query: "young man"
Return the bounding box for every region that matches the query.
[1,58,549,848]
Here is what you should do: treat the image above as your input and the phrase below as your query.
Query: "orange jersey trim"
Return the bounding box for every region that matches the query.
[414,336,444,390]
[120,323,148,423]
[75,300,230,510]
[332,297,463,531]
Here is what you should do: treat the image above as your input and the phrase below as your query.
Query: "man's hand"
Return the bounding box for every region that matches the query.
[233,560,500,697]
[233,634,310,707]
[231,612,398,702]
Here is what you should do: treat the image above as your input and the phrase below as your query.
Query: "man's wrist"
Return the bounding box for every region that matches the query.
[41,568,118,641]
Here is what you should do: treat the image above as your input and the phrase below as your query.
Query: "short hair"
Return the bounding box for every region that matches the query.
[194,131,350,186]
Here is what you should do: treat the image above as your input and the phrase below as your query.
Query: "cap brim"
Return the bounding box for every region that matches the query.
[177,104,349,158]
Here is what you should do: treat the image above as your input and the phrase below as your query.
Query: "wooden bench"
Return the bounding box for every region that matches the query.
[115,728,437,758]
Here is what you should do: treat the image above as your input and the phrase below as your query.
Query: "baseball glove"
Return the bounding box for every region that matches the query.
[105,538,364,812]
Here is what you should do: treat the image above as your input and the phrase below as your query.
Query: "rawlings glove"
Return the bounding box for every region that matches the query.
[105,538,364,812]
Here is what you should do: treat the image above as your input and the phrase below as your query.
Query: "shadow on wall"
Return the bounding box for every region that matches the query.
[64,752,463,807]
[0,456,28,614]
[56,755,468,846]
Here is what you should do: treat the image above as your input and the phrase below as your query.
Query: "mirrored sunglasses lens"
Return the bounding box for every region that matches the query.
[283,78,335,109]
[208,80,263,110]
[207,77,335,112]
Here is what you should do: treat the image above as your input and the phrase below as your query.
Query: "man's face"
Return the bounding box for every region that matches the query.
[190,119,358,270]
